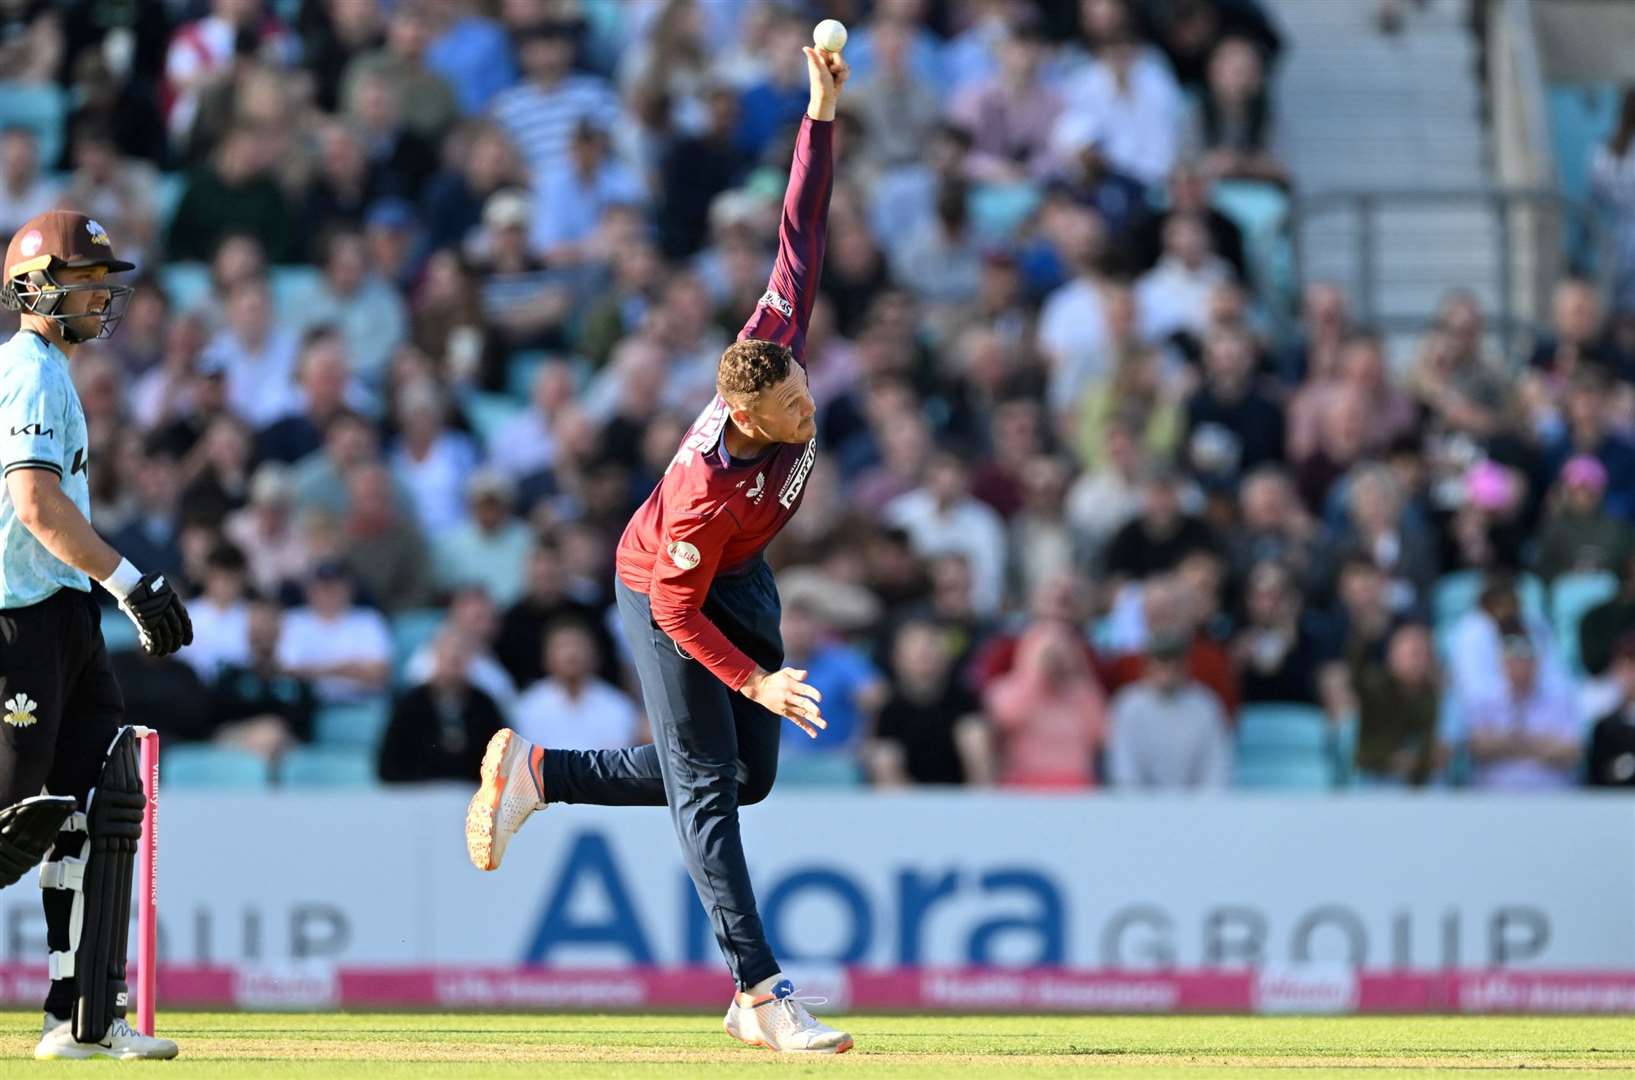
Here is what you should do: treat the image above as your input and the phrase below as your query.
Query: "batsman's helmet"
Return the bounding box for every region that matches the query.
[1,210,135,343]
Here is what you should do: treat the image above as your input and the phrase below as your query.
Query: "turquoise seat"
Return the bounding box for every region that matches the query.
[1233,758,1333,790]
[775,752,862,788]
[1234,704,1334,789]
[1551,571,1618,674]
[1212,179,1293,302]
[158,263,212,314]
[269,266,323,325]
[162,746,271,789]
[97,605,141,654]
[314,700,391,749]
[155,172,187,234]
[281,746,377,788]
[1432,572,1546,631]
[463,392,523,445]
[391,608,446,684]
[506,350,551,401]
[0,82,67,172]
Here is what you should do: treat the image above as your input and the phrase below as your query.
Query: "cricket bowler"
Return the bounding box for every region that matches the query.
[466,45,853,1053]
[0,210,192,1059]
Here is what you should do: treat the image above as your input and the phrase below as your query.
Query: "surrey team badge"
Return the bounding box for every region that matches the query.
[4,694,38,728]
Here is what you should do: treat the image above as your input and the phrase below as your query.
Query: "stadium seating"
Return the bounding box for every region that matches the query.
[0,82,67,173]
[314,700,391,749]
[161,745,272,789]
[158,263,212,315]
[1233,703,1335,790]
[281,746,378,788]
[775,752,864,788]
[1432,570,1546,629]
[462,393,525,445]
[97,604,140,654]
[506,350,551,401]
[390,608,446,685]
[1550,571,1619,674]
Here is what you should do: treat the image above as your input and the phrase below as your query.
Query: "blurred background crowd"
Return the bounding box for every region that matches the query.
[3,0,1635,793]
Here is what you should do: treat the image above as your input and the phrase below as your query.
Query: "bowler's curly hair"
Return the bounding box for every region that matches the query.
[717,339,792,401]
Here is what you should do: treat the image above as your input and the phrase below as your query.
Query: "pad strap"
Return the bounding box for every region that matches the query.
[38,858,85,891]
[48,951,75,980]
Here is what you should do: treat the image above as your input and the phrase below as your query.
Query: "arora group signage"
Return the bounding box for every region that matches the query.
[0,792,1630,974]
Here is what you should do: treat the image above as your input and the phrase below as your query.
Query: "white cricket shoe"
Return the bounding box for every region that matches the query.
[35,1014,179,1060]
[465,729,547,871]
[723,979,853,1053]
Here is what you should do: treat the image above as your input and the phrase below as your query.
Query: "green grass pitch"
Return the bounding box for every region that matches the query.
[0,1012,1632,1077]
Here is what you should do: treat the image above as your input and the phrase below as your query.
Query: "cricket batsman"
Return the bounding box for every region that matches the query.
[466,45,853,1053]
[0,211,191,1059]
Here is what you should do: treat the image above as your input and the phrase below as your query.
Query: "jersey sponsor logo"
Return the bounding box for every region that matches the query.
[17,230,43,258]
[778,439,817,508]
[758,289,794,319]
[10,423,53,439]
[666,540,701,572]
[70,448,86,476]
[3,693,38,728]
[85,219,112,248]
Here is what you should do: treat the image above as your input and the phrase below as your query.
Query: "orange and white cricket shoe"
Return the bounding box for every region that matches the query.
[465,729,547,871]
[723,979,853,1053]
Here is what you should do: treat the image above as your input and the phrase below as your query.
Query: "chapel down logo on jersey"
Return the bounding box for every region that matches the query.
[4,694,38,728]
[778,439,816,508]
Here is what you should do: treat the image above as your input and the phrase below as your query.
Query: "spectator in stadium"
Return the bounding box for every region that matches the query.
[847,16,941,169]
[404,586,518,718]
[1105,629,1233,788]
[1288,331,1415,463]
[277,560,392,706]
[655,84,748,259]
[891,181,984,324]
[948,22,1059,183]
[1446,575,1567,707]
[378,628,507,784]
[512,619,638,752]
[1225,466,1326,596]
[1587,632,1635,786]
[209,596,317,761]
[1066,418,1149,553]
[166,124,290,262]
[1332,553,1396,665]
[0,126,61,237]
[885,451,1009,616]
[530,120,645,262]
[1541,371,1635,522]
[970,396,1048,520]
[1277,280,1349,388]
[1535,455,1633,582]
[226,463,312,602]
[1231,559,1346,716]
[984,620,1105,788]
[1038,206,1113,411]
[496,539,615,690]
[204,275,299,427]
[1008,455,1081,604]
[422,0,517,115]
[1328,464,1437,614]
[109,642,212,744]
[1592,87,1635,314]
[292,410,384,518]
[288,227,409,386]
[1183,325,1285,491]
[777,584,887,765]
[1198,35,1288,186]
[257,329,355,465]
[1149,0,1284,91]
[1579,549,1635,676]
[390,379,479,535]
[1137,213,1234,345]
[491,361,574,481]
[106,437,186,583]
[432,469,532,606]
[468,189,570,352]
[339,463,432,614]
[489,20,621,181]
[61,121,161,270]
[1350,620,1441,786]
[1455,628,1583,791]
[870,617,990,786]
[419,121,523,258]
[178,542,252,683]
[178,413,253,528]
[732,10,819,157]
[1102,469,1217,586]
[342,0,459,143]
[1053,0,1184,187]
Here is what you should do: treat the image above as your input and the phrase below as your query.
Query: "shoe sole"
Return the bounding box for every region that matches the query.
[724,1015,853,1054]
[466,730,518,872]
[36,1046,179,1060]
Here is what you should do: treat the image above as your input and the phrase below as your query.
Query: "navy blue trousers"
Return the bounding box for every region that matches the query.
[539,561,783,990]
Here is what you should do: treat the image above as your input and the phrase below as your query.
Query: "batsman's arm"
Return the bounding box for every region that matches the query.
[7,470,192,656]
[735,48,847,362]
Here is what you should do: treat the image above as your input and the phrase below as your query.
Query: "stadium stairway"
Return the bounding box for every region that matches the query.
[1268,0,1500,362]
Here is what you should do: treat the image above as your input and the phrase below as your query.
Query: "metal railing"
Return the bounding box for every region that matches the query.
[1289,188,1601,359]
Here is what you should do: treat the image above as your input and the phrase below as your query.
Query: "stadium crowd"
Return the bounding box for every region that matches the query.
[2,0,1634,793]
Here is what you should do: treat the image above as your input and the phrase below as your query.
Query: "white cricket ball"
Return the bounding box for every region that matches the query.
[813,19,848,53]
